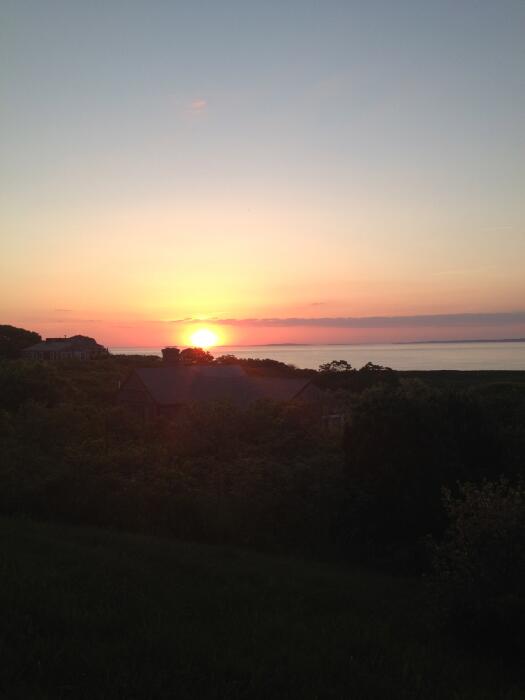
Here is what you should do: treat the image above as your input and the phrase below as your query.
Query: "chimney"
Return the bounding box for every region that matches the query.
[161,347,180,365]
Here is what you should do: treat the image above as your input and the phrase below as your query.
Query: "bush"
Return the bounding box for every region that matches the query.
[342,381,504,547]
[0,361,63,411]
[431,478,525,645]
[0,353,523,570]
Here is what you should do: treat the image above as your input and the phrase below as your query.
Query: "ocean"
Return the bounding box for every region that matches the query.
[109,341,525,371]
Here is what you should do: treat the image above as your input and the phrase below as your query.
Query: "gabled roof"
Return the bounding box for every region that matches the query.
[130,365,313,407]
[23,335,106,353]
[23,341,72,352]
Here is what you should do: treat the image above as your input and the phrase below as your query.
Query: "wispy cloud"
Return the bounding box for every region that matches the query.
[41,317,101,324]
[187,98,207,115]
[170,311,525,329]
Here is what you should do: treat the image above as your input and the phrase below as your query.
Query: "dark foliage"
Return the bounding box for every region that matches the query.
[0,361,63,411]
[431,479,525,649]
[0,356,342,553]
[215,354,312,377]
[316,361,398,392]
[342,381,506,548]
[1,347,525,671]
[179,347,214,364]
[0,324,41,359]
[0,353,523,570]
[319,359,354,373]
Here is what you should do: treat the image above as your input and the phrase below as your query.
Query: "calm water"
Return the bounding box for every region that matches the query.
[110,341,525,371]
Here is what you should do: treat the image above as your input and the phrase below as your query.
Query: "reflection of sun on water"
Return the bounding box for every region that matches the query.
[189,328,219,348]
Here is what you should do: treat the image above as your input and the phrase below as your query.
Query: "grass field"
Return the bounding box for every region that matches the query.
[0,517,523,699]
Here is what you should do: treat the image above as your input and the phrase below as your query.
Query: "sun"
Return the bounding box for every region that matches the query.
[189,328,219,349]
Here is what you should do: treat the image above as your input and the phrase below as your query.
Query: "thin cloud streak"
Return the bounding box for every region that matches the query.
[170,312,525,329]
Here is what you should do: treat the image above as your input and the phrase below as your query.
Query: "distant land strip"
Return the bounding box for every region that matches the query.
[398,337,525,345]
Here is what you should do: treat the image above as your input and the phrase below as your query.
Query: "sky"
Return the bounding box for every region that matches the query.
[1,0,524,346]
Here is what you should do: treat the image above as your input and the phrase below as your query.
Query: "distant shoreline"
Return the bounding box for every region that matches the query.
[396,338,525,346]
[110,338,525,350]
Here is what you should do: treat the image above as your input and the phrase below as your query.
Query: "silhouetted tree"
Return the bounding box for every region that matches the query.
[214,354,239,365]
[319,360,353,373]
[359,362,392,372]
[180,347,214,364]
[68,334,104,348]
[0,325,41,359]
[214,354,307,377]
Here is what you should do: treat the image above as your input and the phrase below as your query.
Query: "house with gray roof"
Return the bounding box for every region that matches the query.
[22,335,108,361]
[117,364,321,419]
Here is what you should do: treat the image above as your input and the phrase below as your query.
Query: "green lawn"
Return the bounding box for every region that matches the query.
[0,518,522,699]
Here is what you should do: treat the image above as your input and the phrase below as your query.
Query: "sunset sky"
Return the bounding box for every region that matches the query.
[2,1,524,346]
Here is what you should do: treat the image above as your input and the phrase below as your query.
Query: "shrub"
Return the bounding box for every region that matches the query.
[342,381,504,546]
[0,360,63,411]
[431,478,525,645]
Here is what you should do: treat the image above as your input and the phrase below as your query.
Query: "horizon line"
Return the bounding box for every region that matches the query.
[108,336,525,350]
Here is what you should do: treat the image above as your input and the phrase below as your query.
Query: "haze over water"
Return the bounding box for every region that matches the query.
[111,341,525,371]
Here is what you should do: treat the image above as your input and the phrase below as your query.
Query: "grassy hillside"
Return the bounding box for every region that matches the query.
[1,518,522,699]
